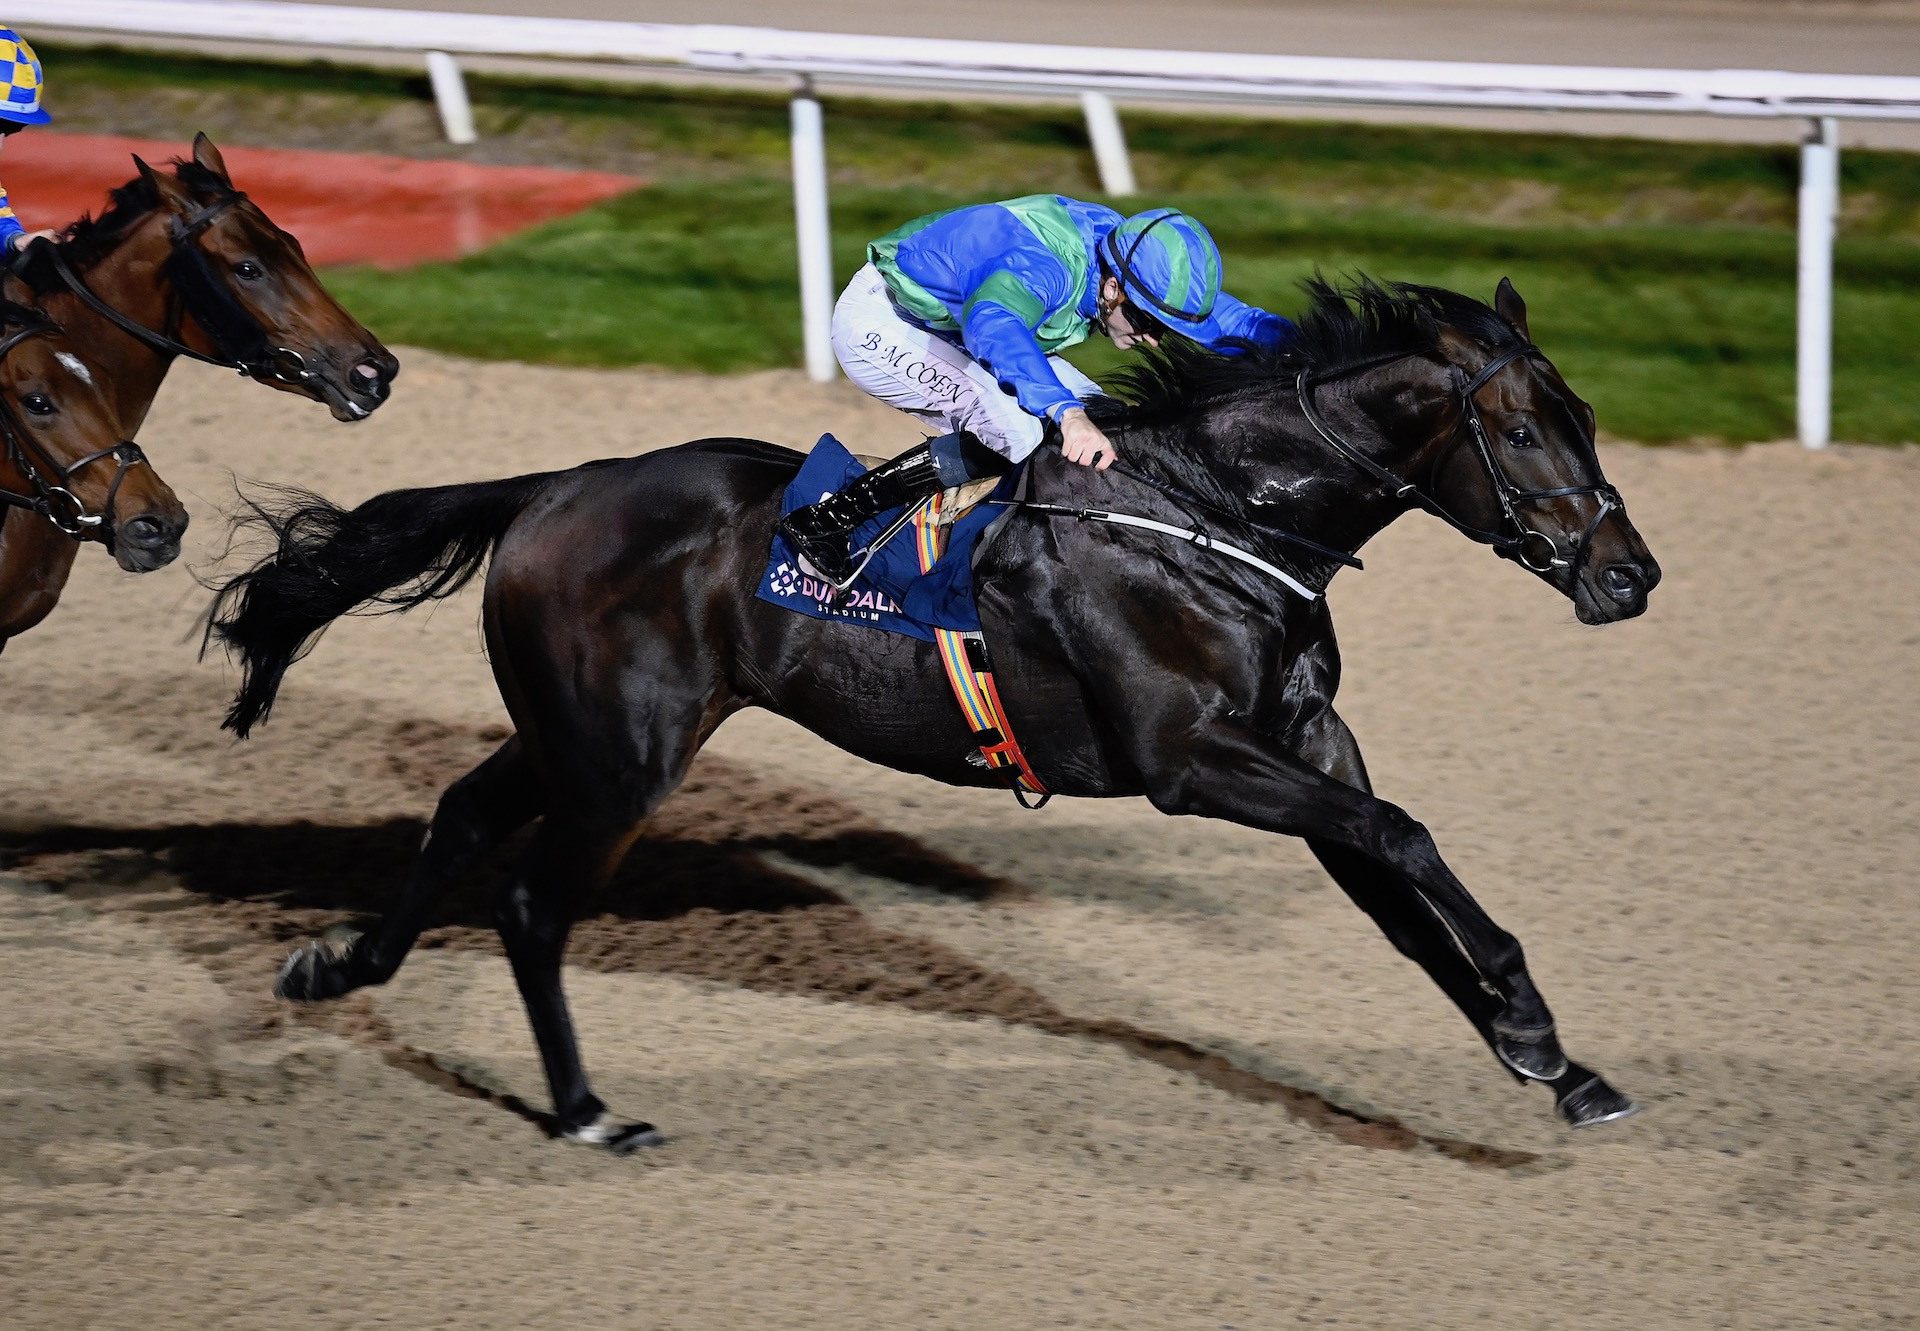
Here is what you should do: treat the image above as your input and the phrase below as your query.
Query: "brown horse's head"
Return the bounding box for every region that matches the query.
[1418,279,1661,625]
[0,304,186,571]
[128,135,399,422]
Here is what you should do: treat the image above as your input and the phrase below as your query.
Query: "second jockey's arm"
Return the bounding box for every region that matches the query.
[1210,291,1295,351]
[961,294,1118,469]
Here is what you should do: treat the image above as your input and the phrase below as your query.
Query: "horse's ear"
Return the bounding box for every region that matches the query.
[1494,276,1529,339]
[133,154,191,208]
[192,132,232,184]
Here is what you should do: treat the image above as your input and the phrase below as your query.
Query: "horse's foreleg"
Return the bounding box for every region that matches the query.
[1307,835,1634,1126]
[1296,712,1555,1077]
[276,738,538,1002]
[496,816,660,1152]
[1150,717,1637,1127]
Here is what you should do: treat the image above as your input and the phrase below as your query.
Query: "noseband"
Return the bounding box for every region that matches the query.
[1298,344,1623,577]
[0,318,149,540]
[26,191,317,390]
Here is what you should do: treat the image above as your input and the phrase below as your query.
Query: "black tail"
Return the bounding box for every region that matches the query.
[205,472,560,737]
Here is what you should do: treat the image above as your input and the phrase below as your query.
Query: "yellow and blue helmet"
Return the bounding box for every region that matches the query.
[0,29,51,127]
[1100,207,1226,341]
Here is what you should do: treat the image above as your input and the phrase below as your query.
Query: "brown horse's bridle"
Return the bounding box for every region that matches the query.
[0,313,149,540]
[1297,342,1624,578]
[27,190,319,390]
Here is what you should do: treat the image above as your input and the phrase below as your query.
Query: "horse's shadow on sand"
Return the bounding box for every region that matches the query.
[4,812,1537,1169]
[9,813,1912,1199]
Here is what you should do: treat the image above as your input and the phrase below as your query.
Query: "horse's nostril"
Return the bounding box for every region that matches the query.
[1600,564,1644,603]
[123,516,164,545]
[352,357,392,402]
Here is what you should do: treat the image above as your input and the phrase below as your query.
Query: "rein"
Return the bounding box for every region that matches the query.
[1297,343,1623,577]
[23,192,319,390]
[1013,339,1621,599]
[1102,458,1363,570]
[994,496,1322,601]
[0,317,148,540]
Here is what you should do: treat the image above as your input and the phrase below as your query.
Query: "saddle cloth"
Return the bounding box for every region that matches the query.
[758,436,1048,803]
[756,434,1016,639]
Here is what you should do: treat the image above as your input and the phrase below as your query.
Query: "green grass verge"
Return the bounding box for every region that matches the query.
[46,41,1920,442]
[322,182,1917,443]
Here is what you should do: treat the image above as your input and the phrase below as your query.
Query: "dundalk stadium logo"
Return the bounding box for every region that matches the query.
[769,558,907,624]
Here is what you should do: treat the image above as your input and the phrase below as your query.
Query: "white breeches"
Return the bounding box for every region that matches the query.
[830,263,1099,463]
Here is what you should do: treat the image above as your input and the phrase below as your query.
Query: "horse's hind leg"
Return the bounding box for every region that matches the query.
[277,737,539,1002]
[490,657,726,1150]
[494,814,661,1151]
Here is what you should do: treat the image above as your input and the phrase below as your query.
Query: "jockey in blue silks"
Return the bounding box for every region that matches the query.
[777,194,1294,585]
[0,28,55,256]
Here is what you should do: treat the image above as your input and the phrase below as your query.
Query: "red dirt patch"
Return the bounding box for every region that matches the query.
[4,130,642,266]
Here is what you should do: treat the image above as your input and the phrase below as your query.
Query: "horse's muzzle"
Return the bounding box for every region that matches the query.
[113,511,188,573]
[313,346,399,422]
[1575,556,1660,624]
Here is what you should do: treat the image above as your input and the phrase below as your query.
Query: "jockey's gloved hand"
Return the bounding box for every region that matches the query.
[1059,408,1118,470]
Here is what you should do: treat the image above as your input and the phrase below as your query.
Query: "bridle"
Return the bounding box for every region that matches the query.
[0,315,149,540]
[1297,343,1624,577]
[24,190,320,390]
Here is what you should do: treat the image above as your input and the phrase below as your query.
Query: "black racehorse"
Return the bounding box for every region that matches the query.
[208,277,1660,1151]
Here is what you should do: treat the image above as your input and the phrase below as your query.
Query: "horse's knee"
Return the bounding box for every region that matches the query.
[1358,802,1433,864]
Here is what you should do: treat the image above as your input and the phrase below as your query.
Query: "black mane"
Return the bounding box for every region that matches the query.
[13,158,231,287]
[1088,275,1522,430]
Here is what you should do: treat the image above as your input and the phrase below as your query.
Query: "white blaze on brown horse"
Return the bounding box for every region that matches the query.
[0,301,184,646]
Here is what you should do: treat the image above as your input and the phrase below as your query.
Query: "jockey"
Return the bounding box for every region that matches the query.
[777,194,1292,585]
[0,28,55,256]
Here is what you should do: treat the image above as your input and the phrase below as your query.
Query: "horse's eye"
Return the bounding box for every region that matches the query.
[235,260,264,280]
[22,393,55,416]
[1507,426,1536,449]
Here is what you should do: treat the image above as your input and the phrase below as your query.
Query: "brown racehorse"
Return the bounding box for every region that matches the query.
[0,299,186,648]
[0,134,398,651]
[11,134,398,434]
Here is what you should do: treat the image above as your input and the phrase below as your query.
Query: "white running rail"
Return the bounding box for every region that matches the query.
[22,0,1920,444]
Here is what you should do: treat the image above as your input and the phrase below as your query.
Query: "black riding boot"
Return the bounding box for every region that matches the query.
[777,442,945,586]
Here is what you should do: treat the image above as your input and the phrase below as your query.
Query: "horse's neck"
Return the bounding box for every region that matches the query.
[1108,389,1418,572]
[41,227,181,433]
[0,506,81,642]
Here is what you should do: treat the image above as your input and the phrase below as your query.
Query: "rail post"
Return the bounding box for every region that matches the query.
[424,50,477,145]
[1080,91,1137,197]
[790,80,837,383]
[1796,116,1839,448]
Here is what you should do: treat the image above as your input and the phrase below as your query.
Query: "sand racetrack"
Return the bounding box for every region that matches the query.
[1,350,1915,1327]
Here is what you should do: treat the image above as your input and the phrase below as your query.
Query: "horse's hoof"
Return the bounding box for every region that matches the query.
[564,1111,665,1154]
[1556,1074,1642,1128]
[274,925,363,1002]
[1492,1023,1570,1083]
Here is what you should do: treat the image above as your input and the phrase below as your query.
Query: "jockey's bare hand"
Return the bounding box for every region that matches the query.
[1058,408,1118,470]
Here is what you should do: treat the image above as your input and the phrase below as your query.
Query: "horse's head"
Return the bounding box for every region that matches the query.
[127,134,398,422]
[0,303,186,571]
[1410,279,1659,625]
